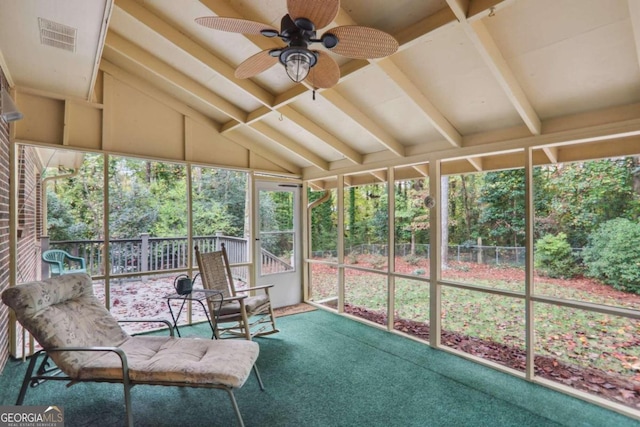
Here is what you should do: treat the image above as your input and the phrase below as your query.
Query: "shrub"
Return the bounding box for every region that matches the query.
[534,232,578,279]
[403,254,422,266]
[582,218,640,294]
[368,254,387,270]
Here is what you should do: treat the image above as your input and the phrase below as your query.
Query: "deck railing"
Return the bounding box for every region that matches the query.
[43,234,290,277]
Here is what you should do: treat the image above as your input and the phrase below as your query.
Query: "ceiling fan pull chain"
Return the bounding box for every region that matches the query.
[313,89,316,101]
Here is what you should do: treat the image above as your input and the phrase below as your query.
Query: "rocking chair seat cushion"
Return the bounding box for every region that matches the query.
[79,336,259,388]
[218,294,269,316]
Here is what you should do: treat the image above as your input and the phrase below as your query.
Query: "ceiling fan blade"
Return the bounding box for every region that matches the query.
[327,26,399,59]
[306,51,340,89]
[235,50,279,79]
[287,0,340,30]
[195,17,277,35]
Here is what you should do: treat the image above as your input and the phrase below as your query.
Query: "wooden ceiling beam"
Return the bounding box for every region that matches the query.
[467,157,483,171]
[395,7,458,52]
[628,0,640,71]
[115,0,274,107]
[120,0,358,165]
[249,122,330,170]
[197,0,282,51]
[370,170,387,182]
[322,90,406,157]
[99,59,220,130]
[104,32,247,123]
[543,147,558,164]
[412,164,430,177]
[377,58,462,148]
[446,0,542,135]
[200,0,457,162]
[468,0,518,21]
[279,106,364,164]
[303,105,640,181]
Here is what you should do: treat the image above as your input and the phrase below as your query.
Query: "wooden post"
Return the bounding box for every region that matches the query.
[140,233,149,282]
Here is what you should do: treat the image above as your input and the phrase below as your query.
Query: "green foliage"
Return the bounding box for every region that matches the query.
[46,189,87,240]
[582,218,640,294]
[544,158,640,247]
[192,168,246,237]
[447,174,482,244]
[47,156,247,242]
[46,154,104,240]
[344,184,388,248]
[534,233,578,278]
[479,169,526,246]
[309,189,337,253]
[395,179,431,249]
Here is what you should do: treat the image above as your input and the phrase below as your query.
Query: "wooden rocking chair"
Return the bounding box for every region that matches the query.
[195,243,279,340]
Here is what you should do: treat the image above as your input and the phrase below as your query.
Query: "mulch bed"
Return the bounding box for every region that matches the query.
[344,303,640,409]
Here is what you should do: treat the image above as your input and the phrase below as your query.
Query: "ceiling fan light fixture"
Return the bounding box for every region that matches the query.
[280,48,317,83]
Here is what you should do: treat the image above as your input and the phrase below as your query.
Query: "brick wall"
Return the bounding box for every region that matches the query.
[16,145,40,283]
[0,73,42,369]
[0,69,10,371]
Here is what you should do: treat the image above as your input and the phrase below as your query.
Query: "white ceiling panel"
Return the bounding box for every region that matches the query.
[0,0,111,99]
[394,27,524,135]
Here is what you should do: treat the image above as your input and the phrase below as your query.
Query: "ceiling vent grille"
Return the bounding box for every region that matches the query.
[38,18,77,52]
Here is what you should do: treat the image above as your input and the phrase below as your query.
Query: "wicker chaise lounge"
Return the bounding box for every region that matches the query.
[1,273,263,427]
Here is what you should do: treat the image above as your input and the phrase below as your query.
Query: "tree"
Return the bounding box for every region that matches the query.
[46,154,104,240]
[394,179,430,254]
[309,189,337,253]
[478,170,525,246]
[545,158,640,247]
[192,168,246,237]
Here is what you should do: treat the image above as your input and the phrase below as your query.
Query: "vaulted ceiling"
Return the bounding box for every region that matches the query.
[2,0,640,187]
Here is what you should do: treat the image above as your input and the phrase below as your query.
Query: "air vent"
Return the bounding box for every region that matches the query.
[38,18,76,52]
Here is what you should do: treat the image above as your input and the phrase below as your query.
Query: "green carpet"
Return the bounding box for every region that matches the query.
[1,309,638,426]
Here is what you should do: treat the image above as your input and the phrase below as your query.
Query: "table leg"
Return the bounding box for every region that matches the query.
[167,297,188,337]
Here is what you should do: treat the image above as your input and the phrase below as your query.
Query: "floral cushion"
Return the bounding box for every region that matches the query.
[1,273,128,376]
[79,336,258,388]
[1,273,260,389]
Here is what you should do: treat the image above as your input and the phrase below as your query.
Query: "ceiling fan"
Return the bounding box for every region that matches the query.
[195,0,399,89]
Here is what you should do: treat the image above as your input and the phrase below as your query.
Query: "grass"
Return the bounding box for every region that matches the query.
[309,259,640,379]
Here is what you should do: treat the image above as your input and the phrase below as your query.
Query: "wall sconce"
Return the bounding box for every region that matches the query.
[1,88,24,122]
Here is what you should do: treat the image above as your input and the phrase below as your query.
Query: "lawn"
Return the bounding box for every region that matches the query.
[309,256,640,408]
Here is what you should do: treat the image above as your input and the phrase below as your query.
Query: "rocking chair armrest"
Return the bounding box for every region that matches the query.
[242,284,274,292]
[118,318,174,336]
[223,295,247,302]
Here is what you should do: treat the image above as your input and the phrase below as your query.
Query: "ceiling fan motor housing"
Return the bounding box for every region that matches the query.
[277,15,319,70]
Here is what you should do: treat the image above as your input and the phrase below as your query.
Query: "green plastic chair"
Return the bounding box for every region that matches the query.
[42,249,87,276]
